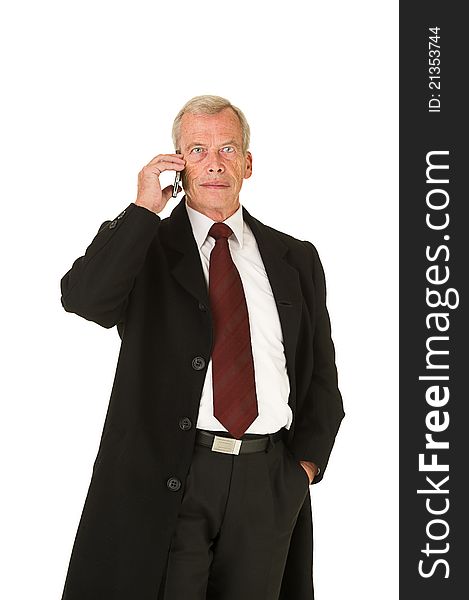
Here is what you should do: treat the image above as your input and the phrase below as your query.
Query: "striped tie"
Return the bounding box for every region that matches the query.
[208,222,258,439]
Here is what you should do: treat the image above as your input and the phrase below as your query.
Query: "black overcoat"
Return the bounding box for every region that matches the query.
[59,196,345,599]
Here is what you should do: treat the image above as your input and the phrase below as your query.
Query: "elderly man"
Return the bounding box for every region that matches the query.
[59,95,344,600]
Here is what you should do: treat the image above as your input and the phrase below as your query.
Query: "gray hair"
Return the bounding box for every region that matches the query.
[172,95,250,154]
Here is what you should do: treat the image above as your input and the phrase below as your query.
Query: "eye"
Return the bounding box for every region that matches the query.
[221,146,235,153]
[191,147,204,154]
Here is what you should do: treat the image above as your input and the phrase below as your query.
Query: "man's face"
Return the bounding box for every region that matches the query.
[178,108,252,217]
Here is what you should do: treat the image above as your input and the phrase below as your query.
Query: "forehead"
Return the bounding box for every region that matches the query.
[179,108,243,144]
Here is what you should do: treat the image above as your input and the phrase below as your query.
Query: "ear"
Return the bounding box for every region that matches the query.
[244,151,253,179]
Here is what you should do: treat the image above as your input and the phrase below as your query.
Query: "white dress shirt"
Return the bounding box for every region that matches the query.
[185,198,292,434]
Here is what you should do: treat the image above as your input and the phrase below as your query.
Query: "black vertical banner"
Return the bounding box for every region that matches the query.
[400,3,467,598]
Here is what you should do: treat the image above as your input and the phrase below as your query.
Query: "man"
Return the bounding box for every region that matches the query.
[59,95,345,600]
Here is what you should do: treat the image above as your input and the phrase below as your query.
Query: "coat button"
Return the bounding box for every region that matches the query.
[179,417,192,430]
[192,356,206,370]
[109,219,118,229]
[167,477,181,491]
[117,209,126,219]
[198,302,207,311]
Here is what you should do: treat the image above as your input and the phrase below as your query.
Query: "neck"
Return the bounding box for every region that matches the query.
[186,196,240,222]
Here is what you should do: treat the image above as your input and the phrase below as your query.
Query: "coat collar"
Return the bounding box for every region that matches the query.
[184,198,245,249]
[160,196,302,405]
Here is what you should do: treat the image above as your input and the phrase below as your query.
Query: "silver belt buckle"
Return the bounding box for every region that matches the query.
[211,435,242,455]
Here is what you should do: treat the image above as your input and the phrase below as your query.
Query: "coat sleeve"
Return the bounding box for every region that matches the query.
[289,241,345,484]
[60,202,160,329]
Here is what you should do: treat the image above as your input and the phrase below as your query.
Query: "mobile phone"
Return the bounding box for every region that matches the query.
[172,150,183,198]
[172,171,181,198]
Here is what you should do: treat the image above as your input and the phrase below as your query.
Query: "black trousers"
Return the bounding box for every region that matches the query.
[161,428,311,600]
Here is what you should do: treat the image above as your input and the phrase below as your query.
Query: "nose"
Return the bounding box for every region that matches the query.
[206,149,225,174]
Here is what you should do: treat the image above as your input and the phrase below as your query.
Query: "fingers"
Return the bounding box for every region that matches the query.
[148,161,185,176]
[144,153,185,175]
[135,154,184,214]
[161,183,181,204]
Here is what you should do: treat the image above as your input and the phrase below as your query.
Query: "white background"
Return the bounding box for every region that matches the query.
[0,1,398,598]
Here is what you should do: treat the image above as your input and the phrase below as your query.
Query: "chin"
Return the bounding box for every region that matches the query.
[187,188,239,210]
[199,187,230,195]
[195,191,232,203]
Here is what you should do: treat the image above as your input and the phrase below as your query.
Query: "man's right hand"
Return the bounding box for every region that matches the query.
[134,153,186,214]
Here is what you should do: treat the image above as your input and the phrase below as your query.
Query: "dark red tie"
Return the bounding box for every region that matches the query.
[208,222,258,439]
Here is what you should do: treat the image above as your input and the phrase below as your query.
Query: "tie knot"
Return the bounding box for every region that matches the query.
[209,222,233,241]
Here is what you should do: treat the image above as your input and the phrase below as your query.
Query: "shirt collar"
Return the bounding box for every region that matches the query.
[185,197,244,249]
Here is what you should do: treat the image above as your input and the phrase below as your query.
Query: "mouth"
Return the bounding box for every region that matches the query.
[200,182,229,189]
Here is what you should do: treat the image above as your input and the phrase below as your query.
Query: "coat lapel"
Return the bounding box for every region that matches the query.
[242,205,302,412]
[160,197,210,307]
[161,197,302,411]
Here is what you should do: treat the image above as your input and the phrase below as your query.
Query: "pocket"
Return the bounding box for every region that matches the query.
[293,458,310,486]
[180,455,196,503]
[283,442,310,487]
[92,424,128,477]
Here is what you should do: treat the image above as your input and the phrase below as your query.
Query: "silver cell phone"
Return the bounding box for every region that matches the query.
[172,171,181,198]
[172,150,182,198]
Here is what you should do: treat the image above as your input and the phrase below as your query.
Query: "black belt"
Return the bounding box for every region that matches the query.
[195,428,286,455]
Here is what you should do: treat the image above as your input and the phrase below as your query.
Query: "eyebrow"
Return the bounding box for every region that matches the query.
[184,140,240,151]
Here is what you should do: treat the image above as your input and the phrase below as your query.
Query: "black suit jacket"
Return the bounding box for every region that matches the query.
[59,196,344,600]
